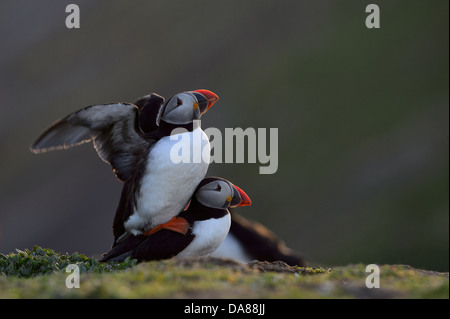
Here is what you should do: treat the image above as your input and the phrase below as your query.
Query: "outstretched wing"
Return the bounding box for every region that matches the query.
[30,103,152,182]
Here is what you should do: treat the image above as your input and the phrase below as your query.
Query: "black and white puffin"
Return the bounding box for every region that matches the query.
[100,177,252,262]
[30,90,219,243]
[132,92,306,266]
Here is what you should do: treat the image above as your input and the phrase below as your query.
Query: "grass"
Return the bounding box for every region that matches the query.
[0,246,137,278]
[0,246,448,298]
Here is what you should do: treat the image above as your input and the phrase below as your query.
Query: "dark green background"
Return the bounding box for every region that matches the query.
[0,0,448,271]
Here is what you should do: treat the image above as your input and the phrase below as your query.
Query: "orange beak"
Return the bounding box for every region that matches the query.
[230,184,252,207]
[193,89,219,114]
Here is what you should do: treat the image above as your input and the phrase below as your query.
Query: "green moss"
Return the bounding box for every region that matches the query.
[0,246,137,278]
[0,247,448,298]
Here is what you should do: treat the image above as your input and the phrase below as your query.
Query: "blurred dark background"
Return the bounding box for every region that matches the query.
[0,0,448,271]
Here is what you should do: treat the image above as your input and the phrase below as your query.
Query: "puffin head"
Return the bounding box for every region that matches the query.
[194,177,252,209]
[159,89,219,125]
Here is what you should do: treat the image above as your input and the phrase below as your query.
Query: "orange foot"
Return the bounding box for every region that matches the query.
[143,217,190,236]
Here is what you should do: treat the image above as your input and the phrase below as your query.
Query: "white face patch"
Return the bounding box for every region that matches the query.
[195,180,233,209]
[162,93,198,125]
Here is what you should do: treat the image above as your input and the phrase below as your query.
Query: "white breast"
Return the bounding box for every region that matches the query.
[124,128,210,234]
[176,214,231,258]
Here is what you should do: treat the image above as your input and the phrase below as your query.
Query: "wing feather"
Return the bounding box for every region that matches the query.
[30,103,152,181]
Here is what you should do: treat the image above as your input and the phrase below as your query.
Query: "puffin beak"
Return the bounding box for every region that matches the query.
[230,184,252,207]
[192,89,219,114]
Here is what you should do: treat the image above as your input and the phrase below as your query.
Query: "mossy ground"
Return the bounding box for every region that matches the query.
[0,247,448,298]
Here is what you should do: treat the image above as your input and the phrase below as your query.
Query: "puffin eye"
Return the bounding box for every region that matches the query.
[215,184,221,191]
[176,98,183,106]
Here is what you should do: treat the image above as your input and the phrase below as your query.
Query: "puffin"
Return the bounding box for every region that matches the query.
[131,92,307,266]
[30,90,219,243]
[100,177,252,262]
